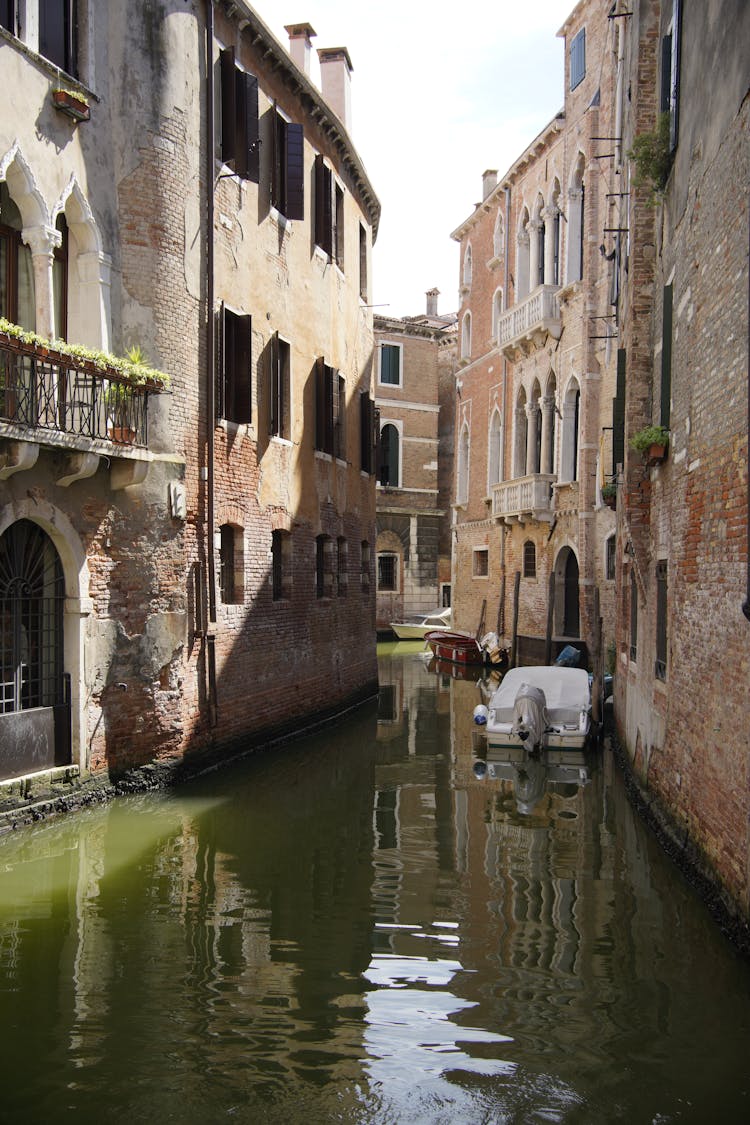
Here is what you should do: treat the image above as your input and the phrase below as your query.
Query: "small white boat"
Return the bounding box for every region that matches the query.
[478,665,592,751]
[390,607,451,640]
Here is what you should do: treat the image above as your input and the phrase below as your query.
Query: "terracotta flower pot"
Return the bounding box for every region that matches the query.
[646,442,667,466]
[52,89,90,122]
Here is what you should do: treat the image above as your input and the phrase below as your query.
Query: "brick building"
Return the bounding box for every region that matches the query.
[449,0,619,666]
[613,0,750,925]
[1,2,380,801]
[374,290,456,631]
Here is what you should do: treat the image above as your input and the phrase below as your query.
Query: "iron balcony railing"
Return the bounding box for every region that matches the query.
[491,473,556,521]
[0,339,149,447]
[497,284,562,353]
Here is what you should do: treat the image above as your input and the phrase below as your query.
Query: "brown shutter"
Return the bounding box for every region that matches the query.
[234,314,252,425]
[285,123,305,221]
[220,48,236,166]
[314,155,332,255]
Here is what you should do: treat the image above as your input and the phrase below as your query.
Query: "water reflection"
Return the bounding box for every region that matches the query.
[0,646,748,1123]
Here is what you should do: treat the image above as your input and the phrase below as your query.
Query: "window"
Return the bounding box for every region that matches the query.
[440,583,451,608]
[360,392,378,474]
[271,529,291,601]
[461,311,471,360]
[219,524,243,605]
[655,561,667,681]
[488,409,502,487]
[1,3,14,33]
[560,380,581,483]
[457,424,469,504]
[270,333,290,439]
[272,109,304,220]
[40,0,77,75]
[314,360,345,458]
[570,27,586,90]
[359,223,368,301]
[523,540,536,578]
[337,537,348,597]
[605,535,616,581]
[377,553,398,592]
[660,0,681,152]
[493,212,504,259]
[220,48,260,181]
[629,571,638,662]
[361,540,370,593]
[0,181,35,331]
[218,305,252,424]
[316,534,333,599]
[463,244,472,288]
[492,289,504,342]
[473,549,489,578]
[313,155,343,265]
[52,213,68,340]
[379,423,400,488]
[378,342,401,387]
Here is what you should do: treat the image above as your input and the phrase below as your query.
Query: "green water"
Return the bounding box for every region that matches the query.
[0,645,748,1123]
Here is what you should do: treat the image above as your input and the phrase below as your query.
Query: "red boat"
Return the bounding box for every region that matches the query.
[424,629,485,666]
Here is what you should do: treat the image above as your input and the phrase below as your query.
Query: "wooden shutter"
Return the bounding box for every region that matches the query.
[314,155,333,255]
[233,314,252,425]
[285,123,305,221]
[612,348,626,473]
[271,108,282,211]
[236,70,259,182]
[220,48,237,166]
[217,302,226,421]
[315,358,325,451]
[334,372,345,459]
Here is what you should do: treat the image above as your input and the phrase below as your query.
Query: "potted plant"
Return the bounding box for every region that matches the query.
[630,424,670,466]
[627,112,672,197]
[52,87,90,123]
[106,380,136,442]
[601,481,617,509]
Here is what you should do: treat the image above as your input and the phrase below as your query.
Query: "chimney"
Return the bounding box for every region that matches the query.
[426,288,440,317]
[317,46,353,131]
[482,169,498,200]
[285,23,316,76]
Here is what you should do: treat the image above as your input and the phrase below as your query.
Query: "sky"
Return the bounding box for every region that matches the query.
[255,1,574,319]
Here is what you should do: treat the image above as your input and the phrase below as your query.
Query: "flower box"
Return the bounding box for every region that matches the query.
[52,89,90,123]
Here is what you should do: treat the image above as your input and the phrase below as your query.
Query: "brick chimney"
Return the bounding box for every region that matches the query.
[426,288,440,317]
[482,169,498,200]
[285,23,316,77]
[317,46,353,131]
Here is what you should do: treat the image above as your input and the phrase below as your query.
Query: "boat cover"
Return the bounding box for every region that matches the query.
[490,666,591,725]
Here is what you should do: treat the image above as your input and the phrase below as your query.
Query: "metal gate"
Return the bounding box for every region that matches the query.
[0,520,70,779]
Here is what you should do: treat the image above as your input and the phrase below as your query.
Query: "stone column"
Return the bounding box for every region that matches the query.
[22,224,61,340]
[540,394,556,475]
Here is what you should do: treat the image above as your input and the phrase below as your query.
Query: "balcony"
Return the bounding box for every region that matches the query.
[1,333,157,488]
[491,473,556,524]
[498,285,562,359]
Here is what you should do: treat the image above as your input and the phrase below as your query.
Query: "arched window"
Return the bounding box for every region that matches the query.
[560,378,581,482]
[457,424,470,504]
[0,181,35,330]
[492,288,504,342]
[533,194,545,289]
[523,540,537,578]
[516,208,530,300]
[461,311,472,360]
[566,153,586,283]
[488,408,502,488]
[493,212,505,258]
[463,243,473,288]
[529,381,542,475]
[0,520,65,715]
[513,386,528,478]
[379,423,400,488]
[52,213,68,340]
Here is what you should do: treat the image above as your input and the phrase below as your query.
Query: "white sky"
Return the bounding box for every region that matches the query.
[256,1,573,319]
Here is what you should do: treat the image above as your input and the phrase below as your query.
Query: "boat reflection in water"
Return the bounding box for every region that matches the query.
[473,741,593,816]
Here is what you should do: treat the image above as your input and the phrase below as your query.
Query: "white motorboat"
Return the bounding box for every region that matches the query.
[477,665,592,751]
[390,607,451,640]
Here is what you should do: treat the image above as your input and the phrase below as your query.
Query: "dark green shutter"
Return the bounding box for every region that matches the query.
[285,123,305,221]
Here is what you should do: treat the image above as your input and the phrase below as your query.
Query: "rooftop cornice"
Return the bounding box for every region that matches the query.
[219,1,380,239]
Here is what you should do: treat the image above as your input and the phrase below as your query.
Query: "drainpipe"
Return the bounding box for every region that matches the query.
[744,211,750,622]
[206,1,217,624]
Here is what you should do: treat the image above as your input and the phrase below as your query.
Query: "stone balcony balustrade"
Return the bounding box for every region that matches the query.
[498,284,562,359]
[491,473,556,523]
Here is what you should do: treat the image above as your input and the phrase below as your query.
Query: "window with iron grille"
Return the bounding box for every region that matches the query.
[337,537,348,597]
[473,549,489,578]
[0,520,65,714]
[219,524,241,605]
[361,540,371,593]
[377,553,397,592]
[523,540,536,578]
[655,561,668,681]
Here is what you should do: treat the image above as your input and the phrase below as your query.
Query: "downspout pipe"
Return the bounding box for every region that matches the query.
[743,206,750,622]
[206,0,217,624]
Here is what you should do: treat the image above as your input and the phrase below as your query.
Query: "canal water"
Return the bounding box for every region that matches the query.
[1,644,749,1124]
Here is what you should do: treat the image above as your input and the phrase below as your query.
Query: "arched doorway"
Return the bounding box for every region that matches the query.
[0,520,69,778]
[554,546,580,638]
